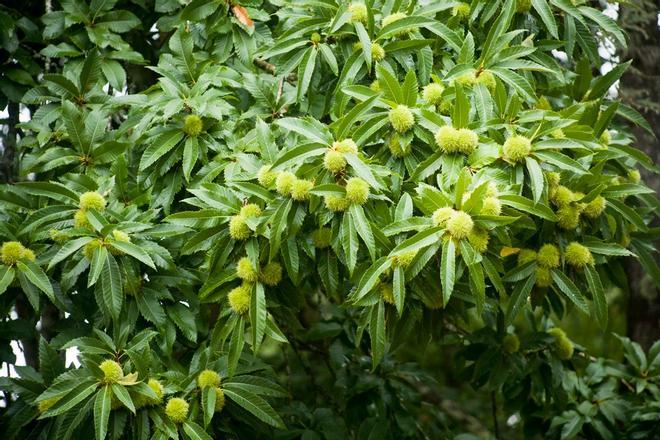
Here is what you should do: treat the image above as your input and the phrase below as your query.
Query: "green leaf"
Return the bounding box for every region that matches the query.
[228,182,275,202]
[79,49,101,92]
[532,0,558,38]
[424,22,462,52]
[505,274,536,325]
[452,84,469,128]
[583,239,633,257]
[550,0,581,19]
[370,301,386,368]
[135,292,166,326]
[127,329,158,351]
[483,255,506,296]
[109,240,155,268]
[111,384,135,413]
[579,184,606,204]
[480,0,516,63]
[227,316,245,378]
[181,0,219,21]
[270,143,327,171]
[631,241,660,289]
[354,22,372,68]
[459,239,481,266]
[473,83,493,122]
[85,108,106,146]
[393,266,405,316]
[351,257,392,303]
[43,74,80,98]
[265,317,289,343]
[318,43,338,75]
[170,28,196,83]
[88,245,106,286]
[454,168,471,208]
[275,117,332,146]
[601,184,655,198]
[390,227,444,256]
[96,10,141,33]
[606,199,648,231]
[409,150,443,181]
[469,263,486,314]
[101,59,126,90]
[586,61,631,100]
[386,38,433,53]
[533,150,587,174]
[261,38,308,59]
[462,182,489,214]
[401,70,418,107]
[16,260,53,299]
[94,385,112,440]
[499,194,557,221]
[42,380,98,418]
[223,385,285,428]
[183,421,213,440]
[223,376,287,398]
[560,413,585,439]
[584,265,607,330]
[16,181,80,204]
[139,130,184,170]
[343,153,382,190]
[183,136,199,182]
[376,64,403,103]
[0,266,15,296]
[341,210,359,274]
[17,271,40,311]
[269,198,293,261]
[61,337,114,355]
[578,6,626,47]
[101,252,123,321]
[297,47,318,101]
[441,239,456,305]
[201,386,216,427]
[349,204,376,261]
[616,104,654,136]
[593,101,619,137]
[167,303,197,342]
[85,209,107,232]
[62,100,89,154]
[378,16,436,40]
[333,94,379,140]
[38,336,62,384]
[335,51,364,91]
[551,269,589,314]
[250,283,267,352]
[525,157,544,203]
[490,67,536,102]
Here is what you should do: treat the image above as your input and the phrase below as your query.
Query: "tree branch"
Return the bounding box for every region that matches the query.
[253,58,297,83]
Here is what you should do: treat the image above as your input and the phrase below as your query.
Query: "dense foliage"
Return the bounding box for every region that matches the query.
[0,0,659,439]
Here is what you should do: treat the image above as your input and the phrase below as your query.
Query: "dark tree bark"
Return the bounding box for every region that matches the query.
[0,102,19,184]
[618,2,660,349]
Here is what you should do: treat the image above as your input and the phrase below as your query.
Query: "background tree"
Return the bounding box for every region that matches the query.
[617,0,660,349]
[0,1,658,439]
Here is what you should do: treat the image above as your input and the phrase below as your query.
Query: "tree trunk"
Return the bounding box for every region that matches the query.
[1,102,19,183]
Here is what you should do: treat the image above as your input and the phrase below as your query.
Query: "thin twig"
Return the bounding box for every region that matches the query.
[253,58,297,83]
[276,77,284,103]
[491,391,500,439]
[253,58,276,74]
